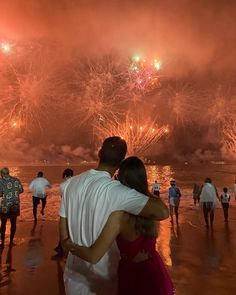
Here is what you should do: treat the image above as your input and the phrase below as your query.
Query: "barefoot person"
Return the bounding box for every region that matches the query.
[200,177,218,229]
[168,179,181,224]
[0,167,24,247]
[152,180,160,197]
[62,157,174,295]
[220,187,230,222]
[29,171,52,224]
[59,136,169,295]
[192,183,202,206]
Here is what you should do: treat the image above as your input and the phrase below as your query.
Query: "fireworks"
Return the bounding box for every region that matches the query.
[128,55,162,101]
[223,121,236,157]
[207,85,236,131]
[160,81,202,126]
[95,113,169,156]
[70,54,129,126]
[1,42,12,54]
[0,43,59,135]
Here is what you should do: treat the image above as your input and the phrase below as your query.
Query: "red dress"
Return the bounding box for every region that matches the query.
[116,235,175,295]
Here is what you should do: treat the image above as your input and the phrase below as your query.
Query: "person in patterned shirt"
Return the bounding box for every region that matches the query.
[0,167,24,248]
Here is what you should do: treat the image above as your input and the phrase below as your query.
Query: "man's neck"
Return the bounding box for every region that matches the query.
[95,164,117,177]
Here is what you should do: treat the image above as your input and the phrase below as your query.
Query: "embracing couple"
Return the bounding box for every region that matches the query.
[59,136,174,295]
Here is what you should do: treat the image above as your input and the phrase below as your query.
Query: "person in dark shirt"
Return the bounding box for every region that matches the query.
[0,167,24,247]
[168,179,181,224]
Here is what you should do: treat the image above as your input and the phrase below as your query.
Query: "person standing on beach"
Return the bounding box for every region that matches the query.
[168,179,181,224]
[52,168,74,258]
[200,177,218,229]
[152,180,160,197]
[29,171,52,224]
[220,187,230,222]
[192,183,202,206]
[59,136,169,295]
[0,167,24,247]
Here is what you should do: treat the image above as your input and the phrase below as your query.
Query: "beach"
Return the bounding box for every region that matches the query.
[1,204,236,295]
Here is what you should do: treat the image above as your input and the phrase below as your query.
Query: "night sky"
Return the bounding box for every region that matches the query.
[0,0,236,163]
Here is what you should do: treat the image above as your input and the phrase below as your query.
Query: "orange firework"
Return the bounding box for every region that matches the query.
[94,113,169,156]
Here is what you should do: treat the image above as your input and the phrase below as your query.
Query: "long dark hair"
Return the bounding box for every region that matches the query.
[118,156,156,238]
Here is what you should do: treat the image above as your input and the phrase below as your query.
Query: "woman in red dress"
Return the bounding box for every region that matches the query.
[64,156,175,295]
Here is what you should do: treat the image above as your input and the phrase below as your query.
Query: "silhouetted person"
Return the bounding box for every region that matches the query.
[152,180,160,197]
[29,171,52,224]
[221,187,230,222]
[200,177,218,229]
[52,168,74,259]
[168,179,181,224]
[0,167,24,247]
[192,183,202,205]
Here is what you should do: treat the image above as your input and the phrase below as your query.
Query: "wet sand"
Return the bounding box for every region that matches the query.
[1,206,236,295]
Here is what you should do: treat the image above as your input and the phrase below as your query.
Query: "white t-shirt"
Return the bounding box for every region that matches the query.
[221,193,230,203]
[200,183,218,207]
[60,178,72,196]
[59,169,149,295]
[152,183,160,191]
[29,177,51,198]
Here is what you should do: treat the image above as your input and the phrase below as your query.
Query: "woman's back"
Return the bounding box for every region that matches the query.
[116,215,175,295]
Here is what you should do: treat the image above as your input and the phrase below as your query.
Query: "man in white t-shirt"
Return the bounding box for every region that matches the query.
[29,171,52,224]
[59,136,169,295]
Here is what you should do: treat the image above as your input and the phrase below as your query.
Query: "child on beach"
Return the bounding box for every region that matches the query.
[220,187,230,222]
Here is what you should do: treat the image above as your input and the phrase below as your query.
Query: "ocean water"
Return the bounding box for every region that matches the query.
[3,162,236,222]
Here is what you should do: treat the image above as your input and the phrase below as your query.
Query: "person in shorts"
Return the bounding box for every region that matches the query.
[220,187,230,222]
[168,179,181,224]
[200,177,218,229]
[29,171,52,224]
[0,167,24,247]
[152,180,160,197]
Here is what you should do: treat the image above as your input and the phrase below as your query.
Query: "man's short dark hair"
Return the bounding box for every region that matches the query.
[62,168,74,179]
[37,171,43,177]
[99,136,127,167]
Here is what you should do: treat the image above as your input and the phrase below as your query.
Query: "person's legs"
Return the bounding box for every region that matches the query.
[210,210,214,228]
[175,206,179,224]
[223,204,228,222]
[41,197,47,215]
[203,203,209,228]
[169,205,174,223]
[32,196,39,223]
[0,214,8,246]
[9,215,17,245]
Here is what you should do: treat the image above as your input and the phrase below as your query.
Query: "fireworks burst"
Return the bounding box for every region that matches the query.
[0,44,58,135]
[95,113,169,156]
[223,121,236,157]
[71,54,128,126]
[160,81,202,126]
[207,85,236,132]
[127,55,162,101]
